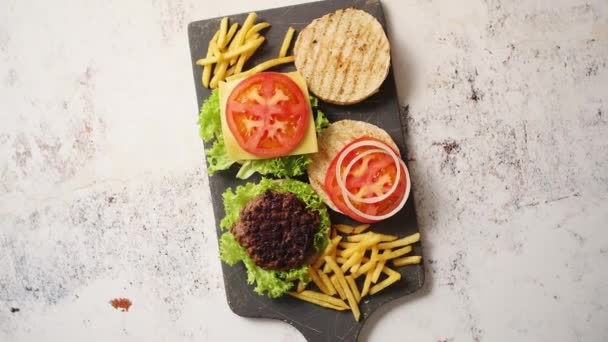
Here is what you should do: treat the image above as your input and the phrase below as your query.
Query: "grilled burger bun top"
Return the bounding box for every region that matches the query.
[294,8,391,105]
[307,120,399,212]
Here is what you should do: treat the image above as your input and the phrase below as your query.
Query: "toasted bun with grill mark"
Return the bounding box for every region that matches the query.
[307,120,398,212]
[294,8,391,105]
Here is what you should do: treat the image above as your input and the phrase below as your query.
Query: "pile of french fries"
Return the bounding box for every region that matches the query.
[196,12,296,88]
[289,224,422,321]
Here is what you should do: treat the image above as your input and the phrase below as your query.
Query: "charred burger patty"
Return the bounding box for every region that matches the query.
[230,190,320,271]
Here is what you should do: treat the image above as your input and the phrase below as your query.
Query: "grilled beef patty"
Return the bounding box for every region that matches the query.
[230,191,320,271]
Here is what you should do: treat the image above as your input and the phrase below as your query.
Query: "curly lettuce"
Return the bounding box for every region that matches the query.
[308,95,330,134]
[198,89,221,141]
[197,90,328,178]
[219,178,330,298]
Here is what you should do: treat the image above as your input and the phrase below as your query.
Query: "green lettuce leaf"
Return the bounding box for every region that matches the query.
[205,139,235,176]
[219,232,247,265]
[315,109,329,135]
[197,92,329,179]
[236,154,313,180]
[308,95,319,107]
[198,89,221,141]
[219,178,330,298]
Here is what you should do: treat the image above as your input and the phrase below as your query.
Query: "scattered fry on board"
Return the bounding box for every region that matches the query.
[289,223,422,321]
[196,13,296,88]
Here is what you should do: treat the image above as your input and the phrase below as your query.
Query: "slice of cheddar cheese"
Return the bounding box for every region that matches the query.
[218,72,318,161]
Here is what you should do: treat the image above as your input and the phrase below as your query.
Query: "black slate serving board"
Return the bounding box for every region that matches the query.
[187,0,424,341]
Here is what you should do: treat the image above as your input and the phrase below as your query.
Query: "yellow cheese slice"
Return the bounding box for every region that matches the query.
[218,72,318,161]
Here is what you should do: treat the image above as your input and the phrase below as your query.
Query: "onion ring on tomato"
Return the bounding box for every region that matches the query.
[342,159,410,221]
[340,148,400,204]
[335,140,401,202]
[333,139,409,221]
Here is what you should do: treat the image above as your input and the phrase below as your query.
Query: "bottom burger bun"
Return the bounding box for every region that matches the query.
[307,120,399,212]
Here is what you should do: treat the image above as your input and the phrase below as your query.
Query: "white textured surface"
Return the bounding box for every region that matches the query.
[1,0,607,341]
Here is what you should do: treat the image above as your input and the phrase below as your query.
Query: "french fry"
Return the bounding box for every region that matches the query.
[278,27,295,58]
[371,257,386,283]
[352,260,372,279]
[246,22,271,38]
[336,249,348,258]
[288,291,349,311]
[217,17,228,49]
[369,267,401,295]
[333,224,355,234]
[296,280,307,293]
[233,53,251,74]
[346,276,361,303]
[226,63,237,77]
[347,232,397,242]
[227,14,250,47]
[353,224,371,234]
[309,268,330,295]
[377,232,420,249]
[378,245,412,261]
[240,12,258,39]
[210,61,229,88]
[210,41,222,61]
[197,12,295,87]
[317,270,337,296]
[341,235,382,258]
[246,33,260,42]
[196,37,265,66]
[330,227,337,238]
[224,23,239,47]
[352,248,377,279]
[229,12,257,65]
[340,251,363,273]
[393,255,422,267]
[201,31,219,88]
[313,235,342,269]
[361,269,373,297]
[300,290,349,309]
[290,222,422,319]
[382,266,401,278]
[345,232,370,242]
[330,275,346,300]
[350,257,363,274]
[325,256,360,321]
[338,242,358,249]
[370,247,379,262]
[225,56,295,82]
[336,256,348,264]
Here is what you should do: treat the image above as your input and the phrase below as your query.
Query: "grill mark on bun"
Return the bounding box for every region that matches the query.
[311,10,342,97]
[294,8,390,105]
[335,11,366,103]
[317,9,347,98]
[356,24,387,99]
[340,11,373,103]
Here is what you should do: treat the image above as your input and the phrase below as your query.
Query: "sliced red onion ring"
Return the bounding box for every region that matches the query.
[334,140,400,195]
[335,141,400,202]
[333,139,410,221]
[343,159,411,222]
[341,148,400,204]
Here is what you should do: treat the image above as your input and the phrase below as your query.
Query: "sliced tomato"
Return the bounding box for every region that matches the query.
[324,137,408,223]
[226,72,310,158]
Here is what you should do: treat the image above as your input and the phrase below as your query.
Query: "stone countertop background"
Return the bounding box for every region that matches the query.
[1,0,607,341]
